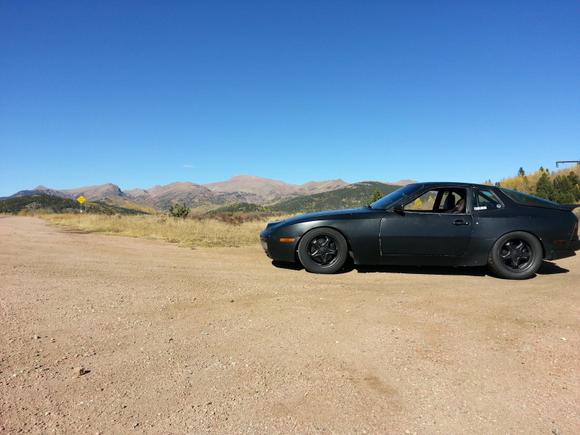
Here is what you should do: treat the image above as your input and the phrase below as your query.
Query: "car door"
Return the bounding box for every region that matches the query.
[379,187,473,258]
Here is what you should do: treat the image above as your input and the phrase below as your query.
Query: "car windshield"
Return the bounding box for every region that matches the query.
[500,188,560,208]
[370,184,421,209]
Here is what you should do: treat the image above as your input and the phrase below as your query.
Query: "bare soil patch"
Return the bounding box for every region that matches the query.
[1,217,578,434]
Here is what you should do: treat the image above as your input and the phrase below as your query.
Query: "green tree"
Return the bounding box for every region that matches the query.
[567,172,580,201]
[169,203,190,218]
[552,172,579,204]
[369,190,383,204]
[535,172,554,200]
[518,167,526,177]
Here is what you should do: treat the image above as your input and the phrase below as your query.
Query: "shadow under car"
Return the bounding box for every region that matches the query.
[272,260,569,278]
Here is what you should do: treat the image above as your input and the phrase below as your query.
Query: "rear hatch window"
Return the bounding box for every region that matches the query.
[500,188,560,207]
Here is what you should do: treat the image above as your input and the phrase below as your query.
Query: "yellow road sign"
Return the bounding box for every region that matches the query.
[76,195,86,205]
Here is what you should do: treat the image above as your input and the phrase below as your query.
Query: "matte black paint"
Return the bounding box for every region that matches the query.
[260,182,579,269]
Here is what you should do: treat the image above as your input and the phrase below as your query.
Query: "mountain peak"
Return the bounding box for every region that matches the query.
[9,175,365,210]
[205,175,349,202]
[228,174,287,183]
[163,181,202,188]
[61,183,124,200]
[391,179,416,186]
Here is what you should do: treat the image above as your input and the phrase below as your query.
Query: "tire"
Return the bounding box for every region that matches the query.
[297,228,348,274]
[487,231,543,279]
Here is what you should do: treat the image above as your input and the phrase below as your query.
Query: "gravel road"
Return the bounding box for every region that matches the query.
[1,216,578,434]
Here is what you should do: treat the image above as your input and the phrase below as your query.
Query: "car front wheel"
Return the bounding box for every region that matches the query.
[488,231,543,279]
[297,228,348,274]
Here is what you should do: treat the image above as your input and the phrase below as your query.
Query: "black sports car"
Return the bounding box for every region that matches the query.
[260,182,579,279]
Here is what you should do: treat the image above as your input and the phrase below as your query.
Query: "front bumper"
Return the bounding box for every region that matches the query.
[260,236,271,258]
[259,229,299,263]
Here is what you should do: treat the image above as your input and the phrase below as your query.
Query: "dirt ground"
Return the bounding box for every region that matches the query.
[1,216,579,434]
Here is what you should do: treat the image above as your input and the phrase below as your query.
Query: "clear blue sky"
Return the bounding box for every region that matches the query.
[1,0,578,196]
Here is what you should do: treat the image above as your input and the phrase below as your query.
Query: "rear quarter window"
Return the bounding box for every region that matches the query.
[500,188,559,207]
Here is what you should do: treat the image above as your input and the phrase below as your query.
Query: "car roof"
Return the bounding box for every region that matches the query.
[409,182,493,189]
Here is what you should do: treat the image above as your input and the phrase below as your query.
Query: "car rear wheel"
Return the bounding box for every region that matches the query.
[488,231,543,279]
[297,228,348,274]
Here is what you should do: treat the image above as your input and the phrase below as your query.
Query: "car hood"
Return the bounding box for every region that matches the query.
[279,207,375,226]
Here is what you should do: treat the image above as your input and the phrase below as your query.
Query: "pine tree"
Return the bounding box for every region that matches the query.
[552,172,580,203]
[535,172,554,200]
[567,172,580,201]
[518,167,526,177]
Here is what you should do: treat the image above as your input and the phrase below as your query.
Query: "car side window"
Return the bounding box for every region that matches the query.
[474,189,503,211]
[404,188,467,213]
[404,190,438,211]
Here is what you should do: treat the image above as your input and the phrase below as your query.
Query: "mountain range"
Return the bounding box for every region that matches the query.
[6,175,414,213]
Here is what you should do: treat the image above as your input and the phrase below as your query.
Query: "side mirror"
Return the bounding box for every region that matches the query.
[393,204,404,215]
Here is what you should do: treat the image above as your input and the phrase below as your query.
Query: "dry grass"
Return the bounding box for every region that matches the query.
[33,206,580,248]
[41,214,282,248]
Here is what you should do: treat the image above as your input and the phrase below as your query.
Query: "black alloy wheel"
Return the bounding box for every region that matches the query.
[488,231,543,279]
[297,228,348,274]
[499,239,532,271]
[307,235,339,266]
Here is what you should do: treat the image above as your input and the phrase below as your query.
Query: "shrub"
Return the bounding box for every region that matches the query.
[169,203,190,218]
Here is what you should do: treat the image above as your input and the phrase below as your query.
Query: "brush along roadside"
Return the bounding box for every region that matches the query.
[41,213,290,248]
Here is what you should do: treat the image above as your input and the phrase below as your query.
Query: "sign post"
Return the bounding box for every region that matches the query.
[76,195,86,213]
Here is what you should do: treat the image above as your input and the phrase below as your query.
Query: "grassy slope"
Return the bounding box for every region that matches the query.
[43,214,267,247]
[205,181,400,218]
[0,195,79,213]
[85,202,149,215]
[498,165,580,193]
[268,181,399,213]
[205,202,267,215]
[0,194,148,215]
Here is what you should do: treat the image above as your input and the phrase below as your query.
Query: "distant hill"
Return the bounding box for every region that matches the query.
[391,179,416,186]
[297,179,350,195]
[3,179,402,215]
[127,182,220,210]
[205,175,297,202]
[205,181,400,216]
[126,182,262,210]
[10,183,131,203]
[84,201,148,215]
[0,194,147,215]
[60,183,125,201]
[8,175,352,211]
[206,202,267,215]
[0,194,79,213]
[269,181,400,213]
[205,175,348,203]
[10,186,70,198]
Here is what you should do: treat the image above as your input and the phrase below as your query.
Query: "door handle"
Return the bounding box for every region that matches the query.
[453,219,469,226]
